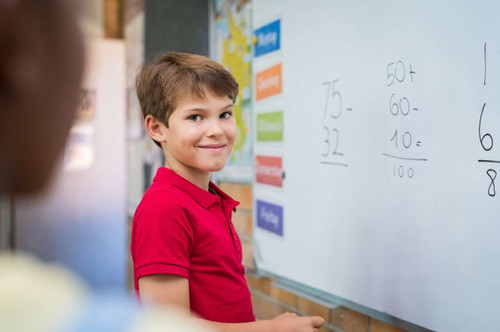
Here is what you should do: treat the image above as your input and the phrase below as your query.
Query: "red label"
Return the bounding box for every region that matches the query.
[255,155,283,187]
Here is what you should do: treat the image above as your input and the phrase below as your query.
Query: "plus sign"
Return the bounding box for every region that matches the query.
[409,64,416,82]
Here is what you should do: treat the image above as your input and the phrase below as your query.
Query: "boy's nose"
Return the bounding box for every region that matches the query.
[206,119,224,137]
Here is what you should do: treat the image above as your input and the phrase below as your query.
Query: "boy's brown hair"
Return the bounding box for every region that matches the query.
[135,52,239,147]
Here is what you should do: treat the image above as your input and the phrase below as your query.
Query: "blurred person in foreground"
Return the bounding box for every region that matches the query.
[0,0,210,331]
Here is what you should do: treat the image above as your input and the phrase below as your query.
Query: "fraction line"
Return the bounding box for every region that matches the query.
[478,159,500,164]
[382,153,428,162]
[320,161,348,167]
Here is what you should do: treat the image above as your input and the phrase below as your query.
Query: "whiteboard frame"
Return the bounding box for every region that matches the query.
[256,268,433,332]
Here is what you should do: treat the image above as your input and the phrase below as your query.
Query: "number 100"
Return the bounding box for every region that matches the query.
[393,164,414,178]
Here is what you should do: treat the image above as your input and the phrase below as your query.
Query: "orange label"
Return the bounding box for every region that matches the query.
[255,63,282,101]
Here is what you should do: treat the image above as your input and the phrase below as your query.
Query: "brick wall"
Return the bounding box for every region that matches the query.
[219,182,408,332]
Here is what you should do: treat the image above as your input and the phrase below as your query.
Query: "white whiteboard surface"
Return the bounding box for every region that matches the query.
[252,1,500,331]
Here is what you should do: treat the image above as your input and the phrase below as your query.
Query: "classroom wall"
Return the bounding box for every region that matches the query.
[145,0,209,64]
[14,38,127,290]
[104,0,123,38]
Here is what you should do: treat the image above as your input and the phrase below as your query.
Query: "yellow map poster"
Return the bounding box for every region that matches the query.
[213,0,252,182]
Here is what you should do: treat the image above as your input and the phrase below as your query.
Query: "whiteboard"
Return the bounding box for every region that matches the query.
[252,1,500,331]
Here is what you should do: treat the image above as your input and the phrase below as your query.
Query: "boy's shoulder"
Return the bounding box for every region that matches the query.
[134,182,191,219]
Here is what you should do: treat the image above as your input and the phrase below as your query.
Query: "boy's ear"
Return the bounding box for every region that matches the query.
[145,115,167,144]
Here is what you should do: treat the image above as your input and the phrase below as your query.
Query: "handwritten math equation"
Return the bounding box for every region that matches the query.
[317,51,497,198]
[320,79,353,167]
[478,43,498,197]
[382,60,427,179]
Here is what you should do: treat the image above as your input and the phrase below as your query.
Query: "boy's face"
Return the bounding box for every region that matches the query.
[161,89,236,181]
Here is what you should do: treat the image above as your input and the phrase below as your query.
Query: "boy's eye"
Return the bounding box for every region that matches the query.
[220,111,233,119]
[188,115,202,121]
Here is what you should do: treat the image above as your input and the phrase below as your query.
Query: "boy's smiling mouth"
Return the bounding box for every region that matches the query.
[197,143,227,152]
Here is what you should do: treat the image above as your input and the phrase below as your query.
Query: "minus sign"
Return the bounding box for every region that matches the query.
[413,108,419,111]
[346,108,353,111]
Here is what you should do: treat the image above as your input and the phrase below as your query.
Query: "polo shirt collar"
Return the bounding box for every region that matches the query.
[153,167,239,211]
[209,181,240,212]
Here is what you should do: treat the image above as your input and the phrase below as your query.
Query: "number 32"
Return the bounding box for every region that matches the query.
[322,126,343,157]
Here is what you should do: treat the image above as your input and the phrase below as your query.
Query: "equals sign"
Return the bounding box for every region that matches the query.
[416,141,422,147]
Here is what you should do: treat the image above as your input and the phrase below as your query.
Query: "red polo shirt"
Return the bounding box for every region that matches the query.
[131,167,255,323]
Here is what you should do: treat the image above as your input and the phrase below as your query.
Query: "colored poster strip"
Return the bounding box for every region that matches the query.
[255,63,282,101]
[256,155,283,187]
[254,19,281,57]
[256,200,283,236]
[257,111,283,142]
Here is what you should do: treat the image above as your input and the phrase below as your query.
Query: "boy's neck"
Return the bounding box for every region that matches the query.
[164,164,211,191]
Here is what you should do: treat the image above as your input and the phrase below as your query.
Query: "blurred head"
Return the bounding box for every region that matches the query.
[135,52,239,147]
[0,0,84,194]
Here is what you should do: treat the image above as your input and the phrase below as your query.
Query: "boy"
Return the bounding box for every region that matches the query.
[132,52,325,331]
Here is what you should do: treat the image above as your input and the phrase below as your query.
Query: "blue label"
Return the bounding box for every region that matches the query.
[254,19,281,57]
[256,200,283,236]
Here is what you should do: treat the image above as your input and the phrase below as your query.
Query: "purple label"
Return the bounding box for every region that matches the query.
[256,200,283,236]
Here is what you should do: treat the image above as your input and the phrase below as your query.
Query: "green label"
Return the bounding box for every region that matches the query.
[257,111,283,142]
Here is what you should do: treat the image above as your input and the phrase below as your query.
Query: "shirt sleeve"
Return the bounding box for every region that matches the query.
[132,191,193,280]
